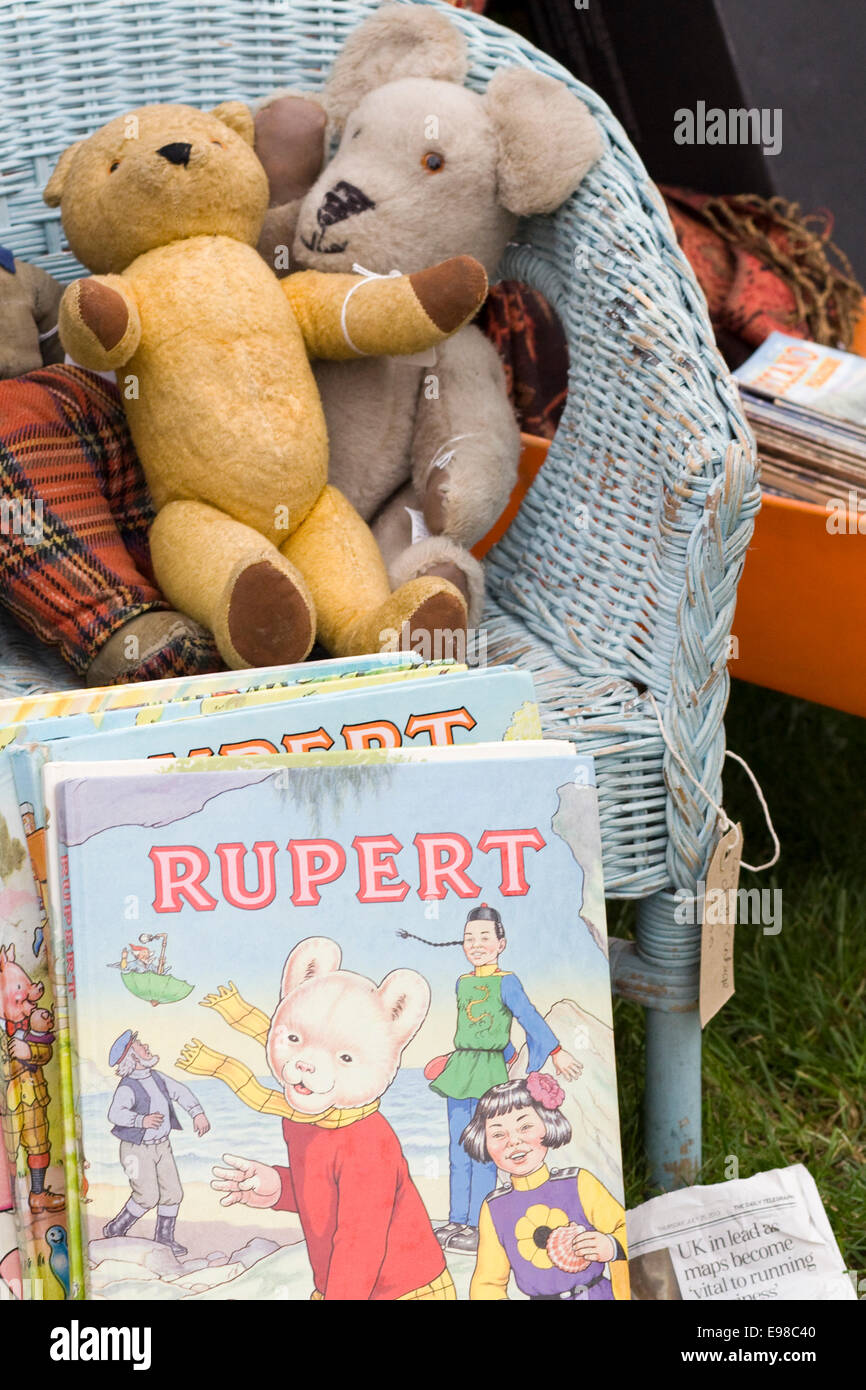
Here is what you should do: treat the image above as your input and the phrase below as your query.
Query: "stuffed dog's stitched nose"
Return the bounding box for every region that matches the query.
[156,142,192,167]
[317,180,376,229]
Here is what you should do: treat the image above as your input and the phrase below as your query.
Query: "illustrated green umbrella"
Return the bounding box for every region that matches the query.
[115,932,193,1007]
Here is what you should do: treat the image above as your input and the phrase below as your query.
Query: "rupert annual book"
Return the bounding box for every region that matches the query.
[0,756,67,1300]
[49,745,628,1301]
[1,662,534,1296]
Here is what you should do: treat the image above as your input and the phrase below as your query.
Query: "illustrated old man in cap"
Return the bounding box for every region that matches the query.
[399,904,583,1254]
[103,1029,210,1255]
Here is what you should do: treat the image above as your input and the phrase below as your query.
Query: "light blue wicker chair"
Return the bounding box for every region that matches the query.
[0,0,760,1188]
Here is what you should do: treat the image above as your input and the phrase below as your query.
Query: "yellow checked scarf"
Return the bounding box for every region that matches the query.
[175,980,380,1129]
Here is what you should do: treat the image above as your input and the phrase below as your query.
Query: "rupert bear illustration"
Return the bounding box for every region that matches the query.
[0,945,62,1214]
[178,936,453,1300]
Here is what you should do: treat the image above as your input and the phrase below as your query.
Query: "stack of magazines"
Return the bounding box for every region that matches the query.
[734,332,866,508]
[0,652,628,1302]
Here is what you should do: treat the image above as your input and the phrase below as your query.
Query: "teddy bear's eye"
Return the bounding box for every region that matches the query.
[109,160,121,173]
[339,1053,353,1063]
[210,139,224,148]
[421,151,445,173]
[287,1033,300,1043]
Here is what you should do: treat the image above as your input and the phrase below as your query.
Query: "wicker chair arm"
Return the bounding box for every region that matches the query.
[661,442,762,893]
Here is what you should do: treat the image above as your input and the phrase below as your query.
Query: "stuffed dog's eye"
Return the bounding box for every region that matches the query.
[339,1053,353,1063]
[210,139,224,147]
[109,161,121,173]
[421,151,445,173]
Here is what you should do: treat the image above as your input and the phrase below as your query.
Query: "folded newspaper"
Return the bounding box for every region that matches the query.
[627,1165,855,1301]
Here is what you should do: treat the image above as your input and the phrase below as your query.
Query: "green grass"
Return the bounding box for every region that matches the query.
[613,679,866,1280]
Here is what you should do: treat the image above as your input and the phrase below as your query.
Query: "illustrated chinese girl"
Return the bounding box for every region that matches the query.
[398,903,582,1252]
[461,1073,629,1300]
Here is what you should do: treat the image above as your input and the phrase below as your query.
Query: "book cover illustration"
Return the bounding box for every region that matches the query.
[8,663,537,974]
[735,330,866,426]
[1,1155,22,1299]
[55,749,627,1301]
[0,756,67,1299]
[2,665,536,1297]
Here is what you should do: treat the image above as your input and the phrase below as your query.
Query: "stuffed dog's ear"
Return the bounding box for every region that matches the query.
[486,69,602,217]
[43,141,84,207]
[326,4,468,127]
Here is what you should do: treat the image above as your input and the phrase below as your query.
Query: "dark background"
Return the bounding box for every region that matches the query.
[489,0,865,282]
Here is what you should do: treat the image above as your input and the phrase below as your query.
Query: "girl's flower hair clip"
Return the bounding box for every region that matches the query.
[526,1071,565,1110]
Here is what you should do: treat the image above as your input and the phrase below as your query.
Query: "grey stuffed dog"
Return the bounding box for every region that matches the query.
[256,5,602,623]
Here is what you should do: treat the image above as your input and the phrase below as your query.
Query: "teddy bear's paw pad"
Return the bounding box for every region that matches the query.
[409,256,488,334]
[224,559,315,669]
[75,280,130,351]
[393,578,468,652]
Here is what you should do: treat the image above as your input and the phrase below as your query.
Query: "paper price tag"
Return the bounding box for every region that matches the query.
[404,506,432,545]
[699,822,742,1027]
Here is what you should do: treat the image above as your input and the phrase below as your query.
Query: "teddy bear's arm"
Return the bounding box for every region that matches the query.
[283,258,487,362]
[411,326,521,546]
[58,274,142,372]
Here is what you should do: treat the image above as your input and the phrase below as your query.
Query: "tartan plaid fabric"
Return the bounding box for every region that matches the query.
[0,365,165,675]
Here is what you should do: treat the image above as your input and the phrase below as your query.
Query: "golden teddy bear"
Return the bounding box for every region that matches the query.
[44,102,485,668]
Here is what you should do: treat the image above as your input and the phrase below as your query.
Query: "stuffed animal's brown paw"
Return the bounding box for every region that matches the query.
[409,256,488,334]
[223,558,315,668]
[75,279,130,351]
[402,582,467,649]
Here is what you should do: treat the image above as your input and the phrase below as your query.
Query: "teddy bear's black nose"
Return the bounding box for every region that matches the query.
[156,142,192,167]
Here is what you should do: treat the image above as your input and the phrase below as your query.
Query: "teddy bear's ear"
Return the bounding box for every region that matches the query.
[43,141,84,207]
[280,936,342,997]
[211,101,255,146]
[377,968,430,1051]
[325,4,468,127]
[486,69,603,217]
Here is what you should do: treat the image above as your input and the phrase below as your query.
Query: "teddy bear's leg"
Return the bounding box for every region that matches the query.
[411,329,521,546]
[365,328,520,629]
[150,500,316,670]
[280,485,466,656]
[371,483,487,630]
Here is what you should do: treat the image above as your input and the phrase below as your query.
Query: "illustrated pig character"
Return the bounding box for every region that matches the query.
[0,946,62,1213]
[0,943,43,1024]
[211,937,452,1300]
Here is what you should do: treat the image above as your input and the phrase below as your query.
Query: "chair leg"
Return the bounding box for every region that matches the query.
[644,1007,702,1190]
[634,888,702,1190]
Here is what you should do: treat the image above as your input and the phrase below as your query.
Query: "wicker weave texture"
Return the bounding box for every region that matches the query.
[0,0,759,895]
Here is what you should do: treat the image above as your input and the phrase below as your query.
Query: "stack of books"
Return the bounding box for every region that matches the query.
[734,332,866,509]
[0,653,628,1302]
